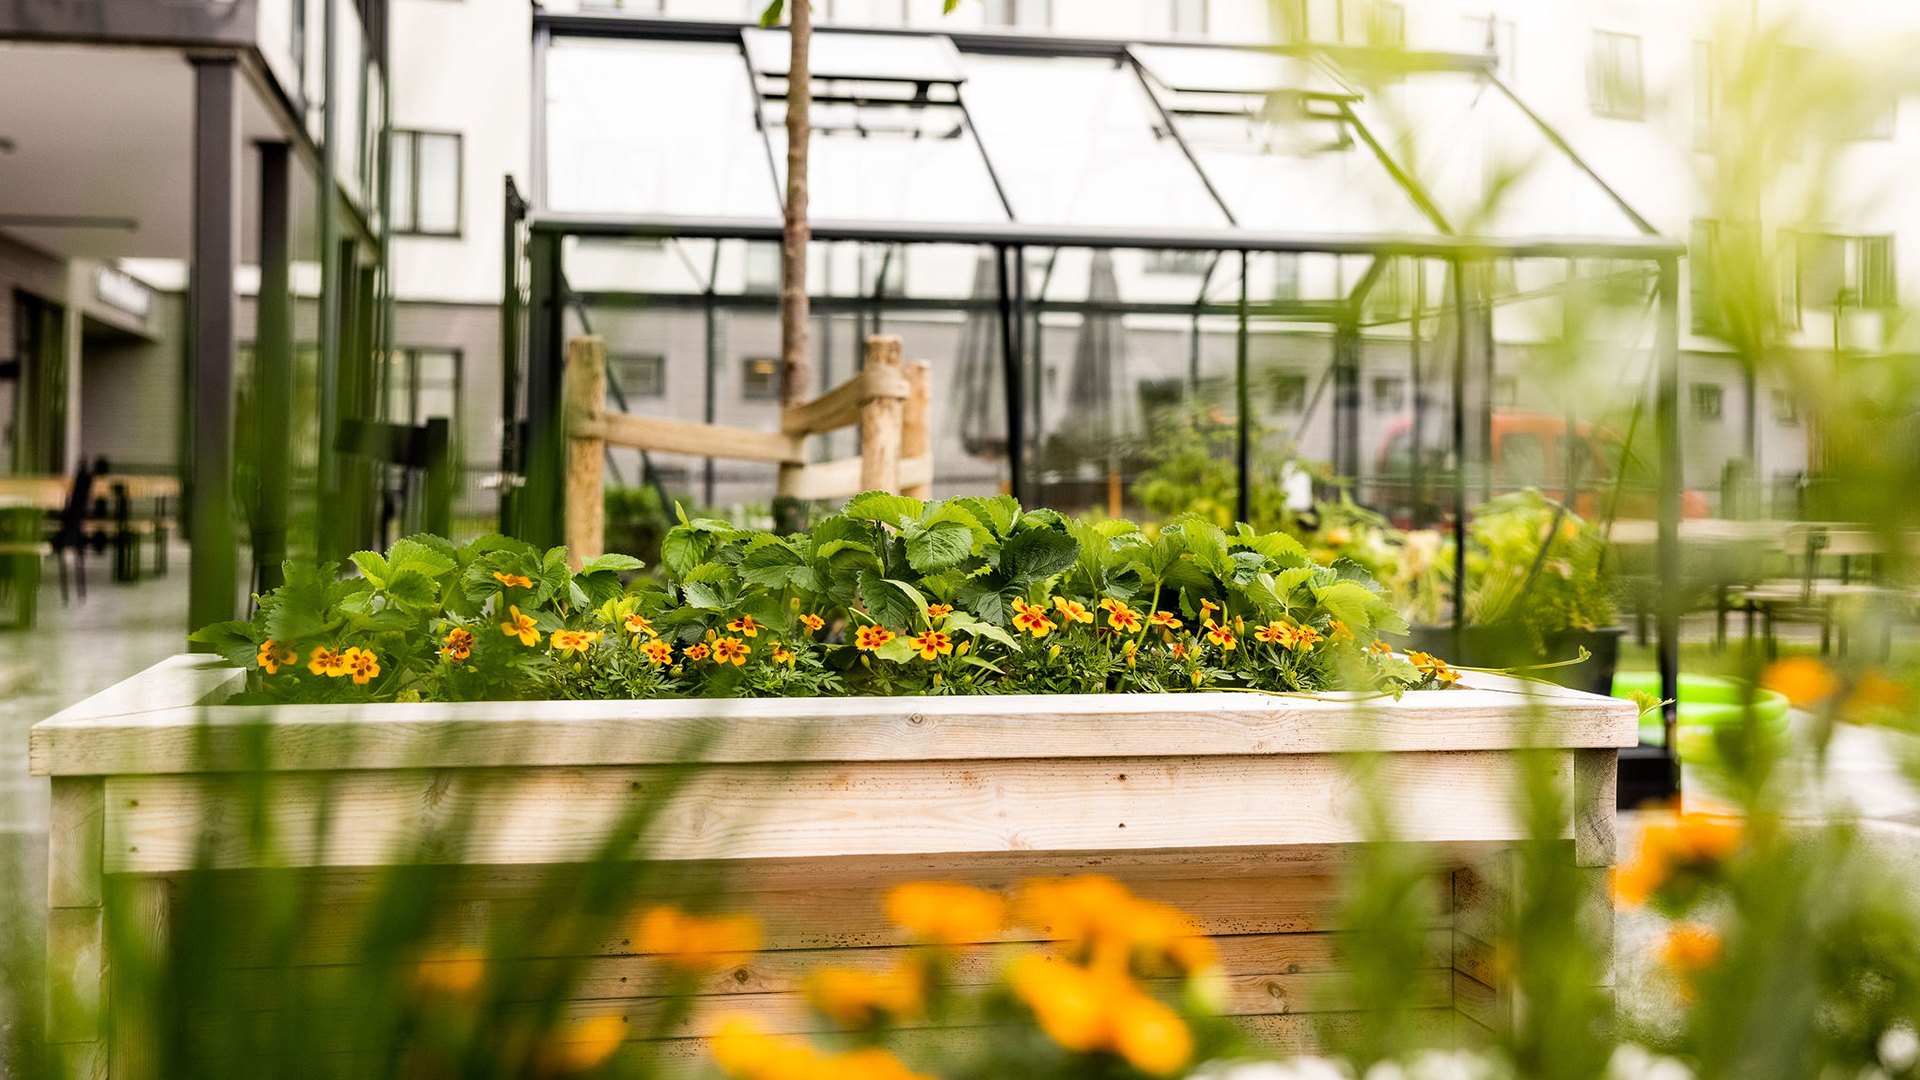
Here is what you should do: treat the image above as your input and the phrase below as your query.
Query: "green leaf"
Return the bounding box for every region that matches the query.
[188,620,259,670]
[951,495,1019,538]
[387,537,457,579]
[1235,527,1308,566]
[349,550,391,588]
[759,0,784,26]
[874,636,917,663]
[1312,580,1387,633]
[999,527,1078,584]
[681,582,726,610]
[581,553,644,575]
[944,611,1017,650]
[741,538,807,588]
[859,574,927,630]
[843,491,925,527]
[905,519,974,573]
[384,568,439,608]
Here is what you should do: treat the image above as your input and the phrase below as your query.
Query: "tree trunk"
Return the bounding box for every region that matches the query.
[779,1,811,408]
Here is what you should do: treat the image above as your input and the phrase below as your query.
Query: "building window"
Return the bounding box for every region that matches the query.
[1693,41,1715,150]
[985,0,1050,29]
[1270,371,1308,412]
[1272,253,1301,302]
[1371,1,1405,47]
[1143,249,1210,276]
[1772,389,1800,426]
[1588,30,1645,120]
[1788,233,1897,311]
[386,347,465,454]
[744,242,782,295]
[391,130,462,237]
[743,358,782,401]
[1371,375,1405,414]
[1145,0,1207,36]
[610,353,666,399]
[1691,382,1724,422]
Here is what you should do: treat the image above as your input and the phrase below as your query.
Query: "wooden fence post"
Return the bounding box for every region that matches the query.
[858,336,904,495]
[563,336,607,570]
[901,360,931,500]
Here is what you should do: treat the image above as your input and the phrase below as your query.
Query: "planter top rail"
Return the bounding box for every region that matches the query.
[30,654,1638,778]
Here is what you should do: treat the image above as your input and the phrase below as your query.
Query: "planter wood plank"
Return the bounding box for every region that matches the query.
[33,655,1636,1077]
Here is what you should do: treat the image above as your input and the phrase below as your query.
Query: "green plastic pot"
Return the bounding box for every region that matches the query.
[1611,671,1792,758]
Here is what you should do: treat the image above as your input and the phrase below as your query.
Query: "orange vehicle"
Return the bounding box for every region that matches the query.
[1368,410,1711,526]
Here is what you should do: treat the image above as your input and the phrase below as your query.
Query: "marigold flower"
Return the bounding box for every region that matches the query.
[1205,624,1236,651]
[634,906,761,972]
[711,636,751,666]
[342,647,381,685]
[1367,638,1392,656]
[1407,650,1460,686]
[727,614,761,638]
[854,624,896,651]
[623,612,656,638]
[545,1014,626,1073]
[1254,622,1289,645]
[1327,619,1354,644]
[1762,656,1838,706]
[1612,811,1742,907]
[411,946,486,997]
[1053,596,1093,624]
[1110,990,1194,1077]
[1147,610,1182,630]
[799,613,826,633]
[552,629,602,656]
[1008,954,1192,1076]
[908,630,954,661]
[641,640,674,666]
[257,639,296,674]
[1011,598,1057,639]
[500,605,540,647]
[1287,625,1322,651]
[710,1016,821,1080]
[1659,922,1722,972]
[684,644,711,663]
[1100,599,1144,633]
[307,646,349,678]
[491,570,533,589]
[1169,641,1188,659]
[805,963,925,1027]
[926,604,953,624]
[442,627,474,662]
[1018,875,1213,974]
[885,881,1006,945]
[770,644,796,665]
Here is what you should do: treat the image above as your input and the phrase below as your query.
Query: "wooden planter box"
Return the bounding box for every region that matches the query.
[33,655,1635,1076]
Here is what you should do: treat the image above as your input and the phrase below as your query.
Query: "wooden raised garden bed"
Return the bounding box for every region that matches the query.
[34,654,1635,1076]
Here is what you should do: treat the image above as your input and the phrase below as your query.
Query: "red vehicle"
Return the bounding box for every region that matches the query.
[1367,410,1710,526]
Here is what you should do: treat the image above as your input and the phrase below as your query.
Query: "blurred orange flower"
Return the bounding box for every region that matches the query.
[1008,954,1193,1076]
[804,963,925,1027]
[1762,656,1839,706]
[634,906,761,972]
[412,946,486,996]
[885,881,1006,945]
[1613,811,1743,907]
[543,1014,626,1074]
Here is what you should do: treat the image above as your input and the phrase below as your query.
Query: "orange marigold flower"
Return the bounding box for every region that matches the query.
[543,1014,626,1074]
[805,964,925,1027]
[1327,619,1355,644]
[500,605,540,647]
[926,604,954,624]
[770,644,796,665]
[1254,622,1289,645]
[491,570,533,589]
[442,627,474,662]
[1011,598,1057,639]
[711,636,751,666]
[635,906,761,972]
[710,1016,823,1080]
[1612,811,1743,907]
[799,613,826,633]
[683,644,711,663]
[641,640,674,666]
[1107,606,1143,633]
[1368,638,1392,656]
[623,612,656,638]
[1169,641,1189,659]
[307,646,349,678]
[1762,656,1839,707]
[1287,624,1322,651]
[908,630,954,660]
[1007,955,1193,1076]
[1659,922,1722,972]
[552,629,602,656]
[1205,624,1236,651]
[1407,650,1460,686]
[411,946,486,997]
[257,639,296,674]
[1111,990,1195,1077]
[1053,596,1094,624]
[342,647,381,685]
[1147,610,1183,630]
[726,614,761,638]
[854,624,896,651]
[885,881,1006,945]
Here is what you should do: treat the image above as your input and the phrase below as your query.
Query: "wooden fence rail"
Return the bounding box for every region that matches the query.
[564,334,931,568]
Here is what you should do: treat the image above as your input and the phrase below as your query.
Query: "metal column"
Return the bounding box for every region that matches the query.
[1332,319,1361,481]
[995,245,1026,505]
[519,230,563,547]
[1450,258,1470,645]
[1656,257,1683,782]
[253,140,295,593]
[187,57,242,636]
[1236,251,1251,524]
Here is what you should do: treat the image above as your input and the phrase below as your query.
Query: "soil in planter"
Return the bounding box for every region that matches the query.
[1400,625,1624,696]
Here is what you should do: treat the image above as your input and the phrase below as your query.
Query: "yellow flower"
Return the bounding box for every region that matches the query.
[1327,619,1354,645]
[500,605,540,647]
[908,630,953,661]
[1018,875,1214,975]
[1007,954,1193,1076]
[684,643,711,663]
[1011,598,1057,639]
[442,627,474,661]
[552,629,602,656]
[805,963,924,1027]
[830,1047,936,1080]
[634,906,761,972]
[1762,656,1839,706]
[712,636,751,666]
[1103,601,1144,633]
[1367,638,1392,656]
[491,570,533,589]
[257,639,296,674]
[1205,624,1236,651]
[770,642,797,665]
[307,646,349,678]
[885,881,1006,945]
[1254,621,1288,645]
[411,946,486,997]
[1053,596,1093,624]
[1406,650,1460,686]
[1147,610,1182,630]
[710,1016,822,1080]
[623,612,656,638]
[1659,921,1722,972]
[799,613,826,633]
[926,604,953,624]
[1110,990,1194,1076]
[342,647,381,685]
[641,640,674,666]
[727,614,761,638]
[544,1014,626,1074]
[855,625,896,651]
[1612,810,1743,907]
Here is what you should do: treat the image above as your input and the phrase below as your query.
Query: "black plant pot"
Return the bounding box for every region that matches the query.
[1401,625,1624,697]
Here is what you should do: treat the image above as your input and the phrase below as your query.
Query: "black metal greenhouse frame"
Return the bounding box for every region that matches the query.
[509,12,1690,796]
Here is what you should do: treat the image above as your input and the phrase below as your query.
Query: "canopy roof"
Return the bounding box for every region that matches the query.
[535,14,1675,260]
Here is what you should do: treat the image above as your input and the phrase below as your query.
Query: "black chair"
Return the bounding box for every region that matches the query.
[50,461,98,604]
